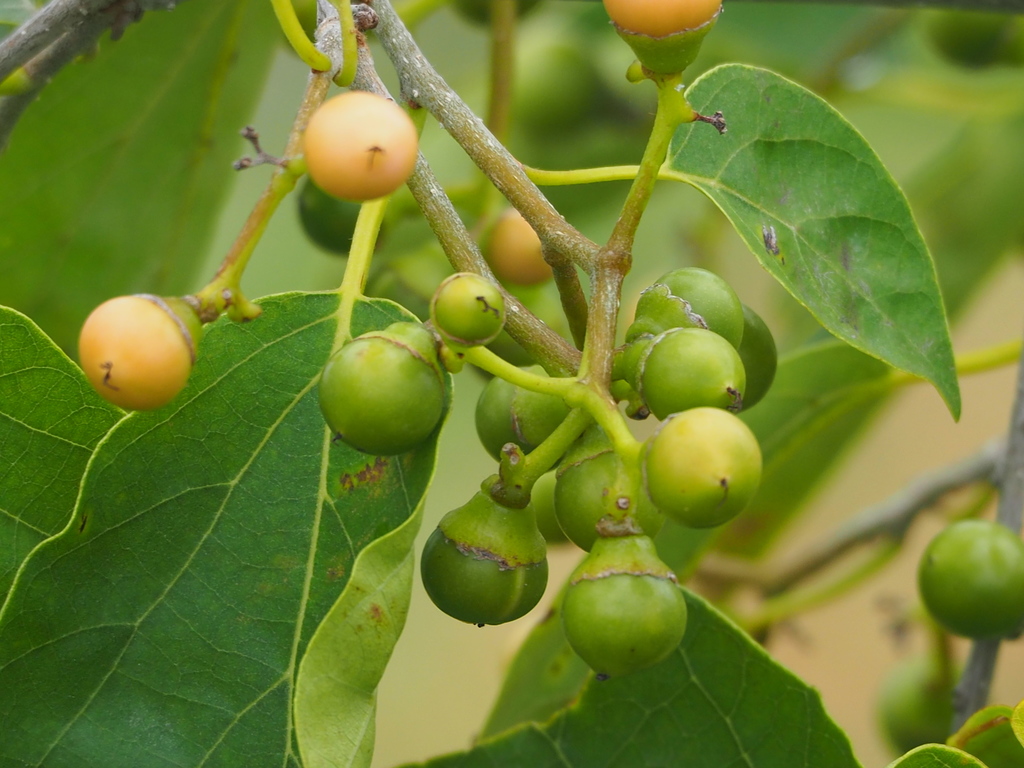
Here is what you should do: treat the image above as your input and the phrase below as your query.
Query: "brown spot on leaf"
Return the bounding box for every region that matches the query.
[340,456,389,492]
[369,603,384,623]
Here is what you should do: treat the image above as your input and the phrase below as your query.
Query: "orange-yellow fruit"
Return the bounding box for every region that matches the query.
[485,209,552,286]
[603,0,721,37]
[303,91,419,202]
[78,295,197,411]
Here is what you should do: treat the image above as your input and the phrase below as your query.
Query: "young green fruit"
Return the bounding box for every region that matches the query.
[634,327,746,418]
[627,267,744,348]
[735,304,777,410]
[925,11,1022,68]
[475,369,571,460]
[877,655,955,755]
[303,91,419,202]
[78,294,201,411]
[643,408,762,528]
[430,272,506,347]
[604,0,721,75]
[318,322,445,455]
[297,177,365,255]
[562,535,687,678]
[555,428,664,551]
[421,491,548,625]
[918,519,1024,639]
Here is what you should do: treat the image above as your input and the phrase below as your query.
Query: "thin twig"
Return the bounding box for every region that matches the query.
[349,39,581,376]
[954,340,1024,727]
[0,10,115,153]
[369,0,598,274]
[766,439,1004,595]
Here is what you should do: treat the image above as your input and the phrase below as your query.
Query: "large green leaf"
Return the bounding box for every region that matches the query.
[721,339,891,556]
[667,63,960,418]
[0,306,121,603]
[0,294,447,767]
[885,745,988,768]
[0,0,277,351]
[410,590,861,768]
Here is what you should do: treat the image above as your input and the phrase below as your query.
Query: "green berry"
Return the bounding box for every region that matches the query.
[318,322,445,455]
[531,471,568,545]
[421,491,548,625]
[430,272,506,347]
[562,535,687,678]
[918,519,1024,639]
[554,427,664,551]
[627,267,745,348]
[643,408,762,528]
[735,304,777,411]
[635,327,746,419]
[475,369,571,460]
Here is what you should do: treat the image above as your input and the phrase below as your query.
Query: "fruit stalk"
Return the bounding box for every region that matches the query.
[195,70,332,322]
[335,197,390,343]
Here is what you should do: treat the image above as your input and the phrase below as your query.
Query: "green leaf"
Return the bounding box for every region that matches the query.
[0,294,447,767]
[1010,698,1024,750]
[0,0,277,352]
[885,744,988,768]
[720,339,891,556]
[947,704,1024,768]
[410,590,861,768]
[294,495,428,768]
[0,305,121,603]
[667,63,960,419]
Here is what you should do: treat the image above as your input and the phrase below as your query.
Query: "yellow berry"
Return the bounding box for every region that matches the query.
[303,91,419,202]
[78,295,198,411]
[603,0,722,37]
[485,209,552,286]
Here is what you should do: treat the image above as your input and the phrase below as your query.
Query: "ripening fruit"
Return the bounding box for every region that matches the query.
[643,408,762,528]
[475,369,571,460]
[78,294,201,411]
[430,272,506,347]
[877,655,955,755]
[485,209,553,287]
[634,327,746,418]
[603,0,721,37]
[421,491,548,625]
[562,535,687,678]
[918,519,1024,639]
[318,322,445,455]
[555,427,664,550]
[627,267,745,348]
[303,91,419,202]
[735,304,777,410]
[297,177,364,255]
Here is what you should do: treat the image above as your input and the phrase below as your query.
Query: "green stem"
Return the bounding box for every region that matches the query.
[335,197,390,343]
[193,71,332,323]
[271,0,331,71]
[461,346,576,397]
[333,0,359,87]
[520,408,592,481]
